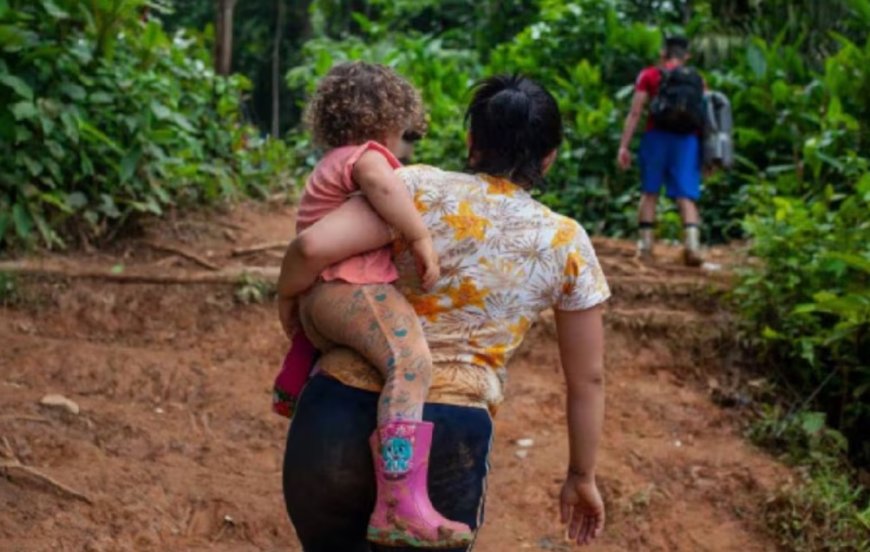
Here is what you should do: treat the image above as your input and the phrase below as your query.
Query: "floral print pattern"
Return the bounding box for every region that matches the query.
[317,166,610,412]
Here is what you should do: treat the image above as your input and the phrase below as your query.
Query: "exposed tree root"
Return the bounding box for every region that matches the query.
[0,415,52,425]
[0,438,92,505]
[0,260,278,286]
[142,240,221,271]
[230,240,288,257]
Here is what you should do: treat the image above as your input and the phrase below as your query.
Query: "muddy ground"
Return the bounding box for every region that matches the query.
[0,202,790,551]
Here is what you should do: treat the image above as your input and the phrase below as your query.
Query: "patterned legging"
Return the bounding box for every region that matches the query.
[299,282,432,424]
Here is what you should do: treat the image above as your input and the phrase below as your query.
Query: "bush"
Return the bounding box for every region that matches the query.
[734,175,870,466]
[751,406,870,551]
[0,0,292,249]
[285,26,483,177]
[731,32,870,468]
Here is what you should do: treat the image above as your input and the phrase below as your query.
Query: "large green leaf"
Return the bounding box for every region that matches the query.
[30,208,60,247]
[150,102,171,120]
[800,411,827,435]
[99,194,121,219]
[120,148,140,182]
[10,101,37,120]
[11,203,31,239]
[89,91,113,104]
[21,155,43,177]
[0,74,33,100]
[0,25,38,53]
[45,140,65,160]
[825,252,870,273]
[58,82,86,101]
[40,0,69,19]
[78,119,122,153]
[60,110,79,144]
[66,192,88,210]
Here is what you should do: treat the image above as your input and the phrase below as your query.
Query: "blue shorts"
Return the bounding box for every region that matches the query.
[638,130,701,200]
[283,374,493,552]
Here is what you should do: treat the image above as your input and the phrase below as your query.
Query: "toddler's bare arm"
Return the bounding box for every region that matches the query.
[276,196,394,300]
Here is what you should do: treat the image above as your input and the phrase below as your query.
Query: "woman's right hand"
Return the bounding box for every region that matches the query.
[559,472,605,546]
[409,235,440,290]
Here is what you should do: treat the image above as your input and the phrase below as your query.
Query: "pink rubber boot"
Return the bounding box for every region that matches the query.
[367,420,474,548]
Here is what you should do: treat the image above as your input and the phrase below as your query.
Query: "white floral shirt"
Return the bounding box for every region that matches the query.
[318,165,610,412]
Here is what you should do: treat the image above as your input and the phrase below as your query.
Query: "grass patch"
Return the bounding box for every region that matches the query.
[234,274,276,305]
[750,405,870,551]
[0,272,19,306]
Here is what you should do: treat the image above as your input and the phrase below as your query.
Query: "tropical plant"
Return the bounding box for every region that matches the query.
[285,24,483,176]
[0,0,292,249]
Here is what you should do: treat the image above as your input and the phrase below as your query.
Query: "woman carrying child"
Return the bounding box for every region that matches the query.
[279,67,610,552]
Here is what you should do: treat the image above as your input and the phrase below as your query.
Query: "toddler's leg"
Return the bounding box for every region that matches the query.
[301,282,472,548]
[301,282,431,423]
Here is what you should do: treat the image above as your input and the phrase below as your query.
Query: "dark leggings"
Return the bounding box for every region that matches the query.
[283,374,493,552]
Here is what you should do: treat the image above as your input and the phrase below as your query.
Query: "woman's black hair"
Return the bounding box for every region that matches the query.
[464,74,563,190]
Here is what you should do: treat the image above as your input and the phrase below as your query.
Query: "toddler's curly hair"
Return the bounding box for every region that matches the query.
[305,61,425,149]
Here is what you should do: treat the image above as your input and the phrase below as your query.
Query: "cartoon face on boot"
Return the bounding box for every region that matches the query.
[381,436,413,475]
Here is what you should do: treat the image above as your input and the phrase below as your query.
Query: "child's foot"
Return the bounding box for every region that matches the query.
[367,420,474,548]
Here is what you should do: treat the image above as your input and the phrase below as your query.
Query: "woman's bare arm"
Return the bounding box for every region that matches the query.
[554,305,606,546]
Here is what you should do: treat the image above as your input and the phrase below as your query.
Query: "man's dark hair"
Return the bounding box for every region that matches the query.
[664,36,690,60]
[464,74,563,190]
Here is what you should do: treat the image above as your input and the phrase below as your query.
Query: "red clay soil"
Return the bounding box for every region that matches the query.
[0,202,790,551]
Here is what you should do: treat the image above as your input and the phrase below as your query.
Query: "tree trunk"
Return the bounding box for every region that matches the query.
[271,0,287,137]
[214,0,238,76]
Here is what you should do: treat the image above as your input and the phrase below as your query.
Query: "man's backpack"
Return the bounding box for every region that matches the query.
[650,66,705,134]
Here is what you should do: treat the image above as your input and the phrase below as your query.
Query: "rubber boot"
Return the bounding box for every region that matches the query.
[367,420,474,548]
[683,224,704,267]
[638,225,655,261]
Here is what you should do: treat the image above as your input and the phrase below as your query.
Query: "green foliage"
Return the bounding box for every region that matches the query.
[0,272,18,305]
[235,273,276,305]
[734,175,870,465]
[487,2,662,235]
[285,25,483,176]
[729,32,870,468]
[0,0,292,249]
[750,405,870,551]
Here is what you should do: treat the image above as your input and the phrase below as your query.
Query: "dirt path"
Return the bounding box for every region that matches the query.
[0,202,789,551]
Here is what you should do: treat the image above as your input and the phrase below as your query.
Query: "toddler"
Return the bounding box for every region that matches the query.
[276,61,472,549]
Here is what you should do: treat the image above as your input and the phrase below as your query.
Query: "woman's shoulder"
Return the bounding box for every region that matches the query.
[396,164,477,182]
[521,195,586,233]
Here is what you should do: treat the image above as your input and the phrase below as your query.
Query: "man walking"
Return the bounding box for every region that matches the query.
[617,36,705,266]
